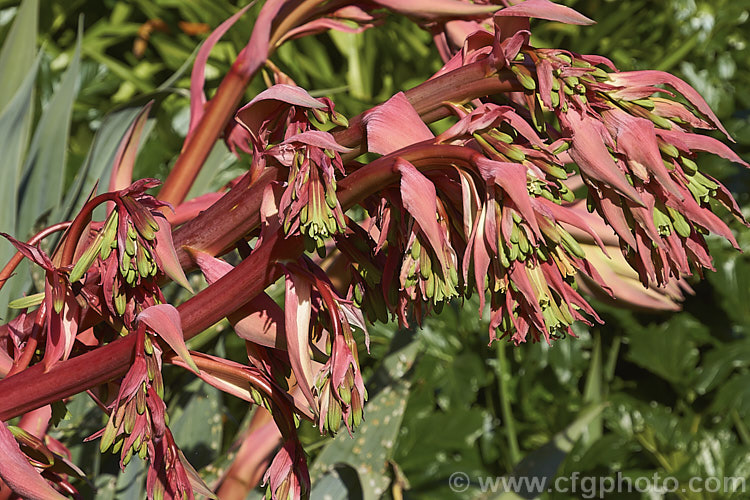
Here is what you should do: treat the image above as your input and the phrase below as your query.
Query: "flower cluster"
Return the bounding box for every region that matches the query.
[313,279,367,435]
[69,179,191,327]
[234,85,350,252]
[282,259,368,437]
[95,328,165,469]
[263,439,310,500]
[92,304,205,499]
[270,131,350,253]
[438,105,607,342]
[507,47,749,286]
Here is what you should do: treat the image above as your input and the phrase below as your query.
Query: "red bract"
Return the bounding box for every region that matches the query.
[0,235,79,370]
[0,1,746,499]
[263,439,310,500]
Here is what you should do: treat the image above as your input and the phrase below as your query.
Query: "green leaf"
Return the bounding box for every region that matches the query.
[582,331,603,444]
[709,374,750,415]
[17,22,82,238]
[694,340,750,394]
[115,457,146,500]
[56,106,146,225]
[624,314,708,388]
[0,0,38,113]
[168,378,223,470]
[0,53,39,316]
[494,404,606,500]
[708,252,750,332]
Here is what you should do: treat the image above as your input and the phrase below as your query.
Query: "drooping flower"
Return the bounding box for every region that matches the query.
[356,89,607,342]
[269,131,351,252]
[424,7,748,287]
[234,85,351,251]
[263,439,310,500]
[69,179,191,328]
[91,304,206,500]
[146,428,196,500]
[282,258,368,436]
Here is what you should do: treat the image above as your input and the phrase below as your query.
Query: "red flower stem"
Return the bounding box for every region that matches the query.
[172,167,284,269]
[157,64,251,206]
[158,0,341,206]
[165,350,298,435]
[59,193,117,268]
[0,335,137,420]
[164,351,276,399]
[0,222,71,294]
[334,65,519,156]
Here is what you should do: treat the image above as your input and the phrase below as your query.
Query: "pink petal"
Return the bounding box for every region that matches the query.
[456,167,481,243]
[562,109,644,204]
[579,53,617,71]
[674,184,740,249]
[533,198,608,253]
[474,157,541,237]
[537,58,555,110]
[496,0,594,25]
[508,264,546,332]
[608,71,732,140]
[0,423,67,500]
[473,208,491,313]
[579,246,682,311]
[108,101,153,193]
[282,17,372,43]
[235,84,326,142]
[598,190,638,248]
[396,159,450,272]
[171,351,309,419]
[657,129,749,167]
[284,271,316,412]
[443,19,485,53]
[281,130,352,153]
[117,356,148,404]
[138,304,199,374]
[224,118,253,158]
[188,5,253,140]
[602,107,683,198]
[43,292,80,371]
[0,233,54,270]
[152,215,193,293]
[364,92,434,156]
[239,83,324,116]
[651,98,711,129]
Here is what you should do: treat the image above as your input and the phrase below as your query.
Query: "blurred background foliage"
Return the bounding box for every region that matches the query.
[0,0,749,498]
